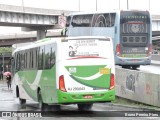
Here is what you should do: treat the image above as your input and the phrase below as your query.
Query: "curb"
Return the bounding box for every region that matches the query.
[110,103,160,111]
[151,63,160,66]
[111,96,160,111]
[151,60,160,65]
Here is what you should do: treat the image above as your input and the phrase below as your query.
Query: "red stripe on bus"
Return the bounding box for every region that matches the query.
[127,22,144,24]
[67,56,107,60]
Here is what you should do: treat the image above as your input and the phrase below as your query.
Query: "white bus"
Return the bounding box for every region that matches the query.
[12,36,115,111]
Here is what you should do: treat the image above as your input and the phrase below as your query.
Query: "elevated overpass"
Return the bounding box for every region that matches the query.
[0,4,71,27]
[0,30,63,47]
[0,4,159,47]
[0,4,71,40]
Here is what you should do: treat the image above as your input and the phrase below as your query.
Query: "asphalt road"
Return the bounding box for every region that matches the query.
[0,81,160,120]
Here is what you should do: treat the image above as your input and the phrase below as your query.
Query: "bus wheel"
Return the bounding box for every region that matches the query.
[19,98,26,105]
[77,103,93,111]
[38,90,48,111]
[122,65,131,69]
[132,65,140,70]
[50,105,61,111]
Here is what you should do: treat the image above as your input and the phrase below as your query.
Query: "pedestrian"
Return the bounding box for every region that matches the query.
[1,71,3,80]
[6,75,11,90]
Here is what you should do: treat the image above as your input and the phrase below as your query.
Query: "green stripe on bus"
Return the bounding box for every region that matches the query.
[65,65,106,77]
[70,74,110,88]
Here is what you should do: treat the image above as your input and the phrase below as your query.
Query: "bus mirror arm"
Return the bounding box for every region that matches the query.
[115,26,117,34]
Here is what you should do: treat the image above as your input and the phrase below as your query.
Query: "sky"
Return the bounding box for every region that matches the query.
[0,0,158,12]
[0,0,159,34]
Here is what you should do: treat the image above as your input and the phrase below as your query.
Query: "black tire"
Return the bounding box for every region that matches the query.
[38,90,48,111]
[132,65,140,70]
[50,105,61,111]
[19,98,26,105]
[122,65,131,69]
[77,103,93,111]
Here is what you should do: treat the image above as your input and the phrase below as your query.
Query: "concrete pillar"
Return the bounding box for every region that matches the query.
[37,30,46,40]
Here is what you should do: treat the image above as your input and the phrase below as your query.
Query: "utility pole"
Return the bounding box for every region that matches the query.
[127,0,129,9]
[149,0,150,10]
[22,0,24,12]
[96,0,97,11]
[2,52,4,73]
[79,0,80,11]
[0,53,2,72]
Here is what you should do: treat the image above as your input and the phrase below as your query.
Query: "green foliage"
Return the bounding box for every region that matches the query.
[0,47,12,54]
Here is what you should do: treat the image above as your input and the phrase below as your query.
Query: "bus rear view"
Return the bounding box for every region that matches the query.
[57,36,115,110]
[117,10,152,69]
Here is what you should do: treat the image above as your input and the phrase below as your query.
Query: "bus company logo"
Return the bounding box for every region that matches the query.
[69,67,77,73]
[123,15,147,19]
[2,112,12,117]
[131,24,140,33]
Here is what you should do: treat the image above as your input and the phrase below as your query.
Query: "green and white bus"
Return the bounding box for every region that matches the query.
[12,36,115,110]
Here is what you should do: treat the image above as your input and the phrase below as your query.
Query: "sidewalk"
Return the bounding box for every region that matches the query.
[0,80,14,102]
[0,80,12,91]
[0,80,7,86]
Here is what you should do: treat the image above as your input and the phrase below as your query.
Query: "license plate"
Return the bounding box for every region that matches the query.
[83,95,93,99]
[99,68,110,74]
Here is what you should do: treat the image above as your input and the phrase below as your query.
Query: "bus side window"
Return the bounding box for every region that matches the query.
[20,51,24,70]
[27,50,30,69]
[33,48,38,69]
[50,45,55,68]
[16,53,20,71]
[92,14,110,27]
[44,45,51,69]
[105,13,111,27]
[11,57,15,74]
[38,46,44,70]
[25,52,27,69]
[110,13,116,27]
[71,15,92,27]
[29,50,32,69]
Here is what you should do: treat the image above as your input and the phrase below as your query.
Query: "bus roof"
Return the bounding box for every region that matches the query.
[68,9,149,16]
[64,36,111,40]
[69,10,118,16]
[12,36,112,55]
[12,37,61,55]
